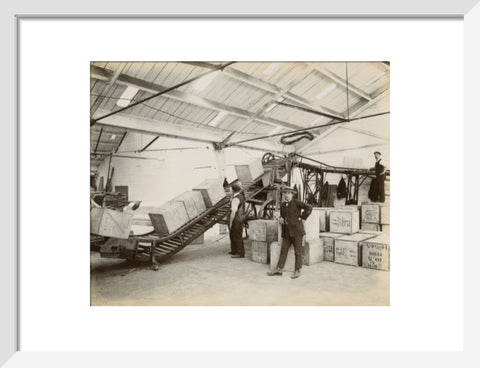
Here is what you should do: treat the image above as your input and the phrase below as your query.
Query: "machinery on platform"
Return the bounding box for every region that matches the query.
[96,151,389,270]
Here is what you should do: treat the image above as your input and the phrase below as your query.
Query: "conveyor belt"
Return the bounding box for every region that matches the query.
[99,196,231,269]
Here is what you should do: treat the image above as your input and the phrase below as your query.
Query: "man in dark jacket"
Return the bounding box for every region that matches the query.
[372,151,387,203]
[228,182,246,258]
[267,187,312,279]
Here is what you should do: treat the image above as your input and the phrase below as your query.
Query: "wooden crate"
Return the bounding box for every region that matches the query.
[303,238,324,266]
[318,208,328,232]
[235,159,264,182]
[334,233,378,267]
[380,205,390,225]
[359,229,383,236]
[319,232,345,262]
[248,219,278,243]
[361,222,382,231]
[270,241,296,271]
[361,202,390,224]
[251,241,271,264]
[173,191,206,220]
[90,208,133,239]
[304,208,322,240]
[361,233,390,271]
[148,201,190,236]
[192,178,226,208]
[329,209,360,234]
[225,165,238,184]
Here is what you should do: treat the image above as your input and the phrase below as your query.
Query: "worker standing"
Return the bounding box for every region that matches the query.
[228,182,246,258]
[372,151,387,203]
[268,187,312,279]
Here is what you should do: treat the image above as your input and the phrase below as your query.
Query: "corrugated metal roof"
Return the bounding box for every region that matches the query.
[90,61,390,168]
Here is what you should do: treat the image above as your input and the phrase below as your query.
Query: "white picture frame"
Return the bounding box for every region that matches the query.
[3,0,479,366]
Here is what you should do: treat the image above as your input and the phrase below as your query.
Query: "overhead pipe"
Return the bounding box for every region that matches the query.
[226,111,390,147]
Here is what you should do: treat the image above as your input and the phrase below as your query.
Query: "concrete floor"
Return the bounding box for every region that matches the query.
[91,232,390,306]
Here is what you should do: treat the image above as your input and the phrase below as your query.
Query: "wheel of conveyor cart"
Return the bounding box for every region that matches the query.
[262,152,276,164]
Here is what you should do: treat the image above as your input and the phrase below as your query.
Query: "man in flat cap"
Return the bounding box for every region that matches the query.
[268,186,312,279]
[372,151,387,203]
[228,182,246,258]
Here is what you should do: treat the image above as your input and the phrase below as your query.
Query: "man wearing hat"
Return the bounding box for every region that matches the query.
[268,186,312,279]
[372,151,387,203]
[228,182,246,258]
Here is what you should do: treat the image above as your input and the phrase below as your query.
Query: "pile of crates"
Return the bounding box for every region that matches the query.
[248,203,390,272]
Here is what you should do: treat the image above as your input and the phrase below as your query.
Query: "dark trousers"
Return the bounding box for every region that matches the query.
[376,176,386,203]
[229,220,244,256]
[277,234,303,270]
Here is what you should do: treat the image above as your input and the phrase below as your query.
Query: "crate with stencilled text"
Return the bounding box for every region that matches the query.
[235,159,264,182]
[251,241,271,264]
[361,233,390,271]
[303,237,324,266]
[192,178,226,208]
[248,219,278,243]
[329,209,360,234]
[173,191,206,219]
[319,232,345,262]
[90,208,133,239]
[148,200,190,236]
[361,202,390,224]
[334,233,378,267]
[361,222,382,232]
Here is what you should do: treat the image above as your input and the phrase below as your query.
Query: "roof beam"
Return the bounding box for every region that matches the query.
[338,126,389,141]
[307,143,389,156]
[220,64,312,144]
[306,63,373,102]
[91,65,302,131]
[298,89,389,154]
[180,62,346,120]
[94,109,294,155]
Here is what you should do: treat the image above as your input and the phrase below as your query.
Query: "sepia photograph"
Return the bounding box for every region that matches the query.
[89,61,390,306]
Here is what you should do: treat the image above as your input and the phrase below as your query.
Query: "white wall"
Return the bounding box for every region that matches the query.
[94,132,270,203]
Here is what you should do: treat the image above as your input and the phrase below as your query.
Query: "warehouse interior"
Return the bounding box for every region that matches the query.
[90,62,390,306]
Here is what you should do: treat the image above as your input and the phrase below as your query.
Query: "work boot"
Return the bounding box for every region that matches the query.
[291,269,301,279]
[267,268,283,276]
[231,254,244,258]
